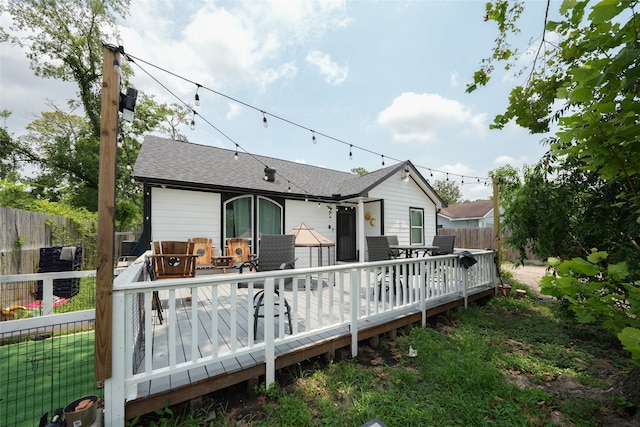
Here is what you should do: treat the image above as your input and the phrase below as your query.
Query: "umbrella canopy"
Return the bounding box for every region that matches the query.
[287,223,335,247]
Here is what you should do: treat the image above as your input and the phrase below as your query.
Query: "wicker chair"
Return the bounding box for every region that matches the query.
[239,234,296,337]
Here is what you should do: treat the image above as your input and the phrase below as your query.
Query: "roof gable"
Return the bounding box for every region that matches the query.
[438,200,494,220]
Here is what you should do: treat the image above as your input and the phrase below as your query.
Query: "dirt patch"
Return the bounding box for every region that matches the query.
[503,264,548,293]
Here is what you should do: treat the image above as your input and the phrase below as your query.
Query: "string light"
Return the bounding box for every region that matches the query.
[312,131,317,144]
[123,51,491,193]
[117,137,123,148]
[190,110,197,130]
[234,144,239,160]
[194,84,201,106]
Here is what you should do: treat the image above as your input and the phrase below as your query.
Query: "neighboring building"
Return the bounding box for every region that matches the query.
[133,136,445,264]
[437,200,496,229]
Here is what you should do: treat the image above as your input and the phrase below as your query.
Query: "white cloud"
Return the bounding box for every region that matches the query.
[118,1,348,100]
[450,71,459,87]
[306,50,348,85]
[377,92,487,143]
[226,103,241,120]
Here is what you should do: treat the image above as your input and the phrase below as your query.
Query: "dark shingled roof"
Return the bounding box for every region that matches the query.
[438,200,494,219]
[134,136,440,203]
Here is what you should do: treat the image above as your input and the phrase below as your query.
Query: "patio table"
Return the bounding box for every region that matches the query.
[389,244,439,258]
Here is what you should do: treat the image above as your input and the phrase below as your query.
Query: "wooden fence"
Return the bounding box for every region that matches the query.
[0,207,141,276]
[437,227,539,262]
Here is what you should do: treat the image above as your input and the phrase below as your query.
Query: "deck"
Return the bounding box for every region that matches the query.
[114,252,497,420]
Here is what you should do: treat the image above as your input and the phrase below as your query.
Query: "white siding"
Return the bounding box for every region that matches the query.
[369,173,437,245]
[151,188,223,254]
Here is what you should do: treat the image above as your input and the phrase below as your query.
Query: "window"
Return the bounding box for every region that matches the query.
[224,196,283,243]
[258,197,282,235]
[410,208,424,244]
[225,196,253,240]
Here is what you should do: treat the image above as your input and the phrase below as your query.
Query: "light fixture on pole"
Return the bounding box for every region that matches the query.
[119,87,138,122]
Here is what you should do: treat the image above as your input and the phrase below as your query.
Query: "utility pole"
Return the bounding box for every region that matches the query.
[492,176,501,272]
[95,44,119,381]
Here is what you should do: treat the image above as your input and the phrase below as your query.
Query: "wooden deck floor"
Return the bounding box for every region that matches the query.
[125,278,495,419]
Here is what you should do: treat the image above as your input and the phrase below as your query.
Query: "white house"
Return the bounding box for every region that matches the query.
[133,136,445,265]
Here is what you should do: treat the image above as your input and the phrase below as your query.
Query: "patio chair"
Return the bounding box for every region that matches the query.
[386,235,402,258]
[366,236,394,262]
[431,235,455,256]
[238,234,296,337]
[366,236,403,301]
[226,238,256,267]
[151,241,197,279]
[189,237,215,270]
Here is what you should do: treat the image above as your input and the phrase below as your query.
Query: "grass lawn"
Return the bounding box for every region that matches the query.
[131,279,638,426]
[0,330,102,427]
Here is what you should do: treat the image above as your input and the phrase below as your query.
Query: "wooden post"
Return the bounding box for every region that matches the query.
[492,176,501,272]
[95,45,119,381]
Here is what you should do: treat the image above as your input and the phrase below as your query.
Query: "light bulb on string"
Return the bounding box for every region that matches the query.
[234,144,239,160]
[262,112,268,128]
[349,145,353,160]
[117,137,123,148]
[190,110,196,130]
[312,131,316,144]
[462,176,465,184]
[446,173,449,181]
[194,84,201,106]
[381,155,385,166]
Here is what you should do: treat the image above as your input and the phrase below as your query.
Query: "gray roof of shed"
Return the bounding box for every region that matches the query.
[134,135,441,204]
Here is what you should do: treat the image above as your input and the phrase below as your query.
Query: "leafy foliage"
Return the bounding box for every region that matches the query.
[488,164,521,208]
[541,251,640,364]
[473,0,640,365]
[0,0,192,230]
[432,179,462,205]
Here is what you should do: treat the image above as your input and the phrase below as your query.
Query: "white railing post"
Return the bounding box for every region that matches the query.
[264,277,275,387]
[350,268,359,357]
[42,277,54,315]
[462,262,468,309]
[420,261,426,326]
[105,290,126,426]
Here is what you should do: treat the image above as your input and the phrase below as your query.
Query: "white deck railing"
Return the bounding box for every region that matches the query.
[105,250,496,425]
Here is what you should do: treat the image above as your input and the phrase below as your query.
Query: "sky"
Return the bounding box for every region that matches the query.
[0,0,558,201]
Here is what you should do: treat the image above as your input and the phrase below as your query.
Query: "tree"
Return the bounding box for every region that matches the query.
[472,0,640,366]
[470,0,640,215]
[488,164,521,208]
[351,167,369,176]
[0,0,191,230]
[432,180,462,205]
[0,0,130,138]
